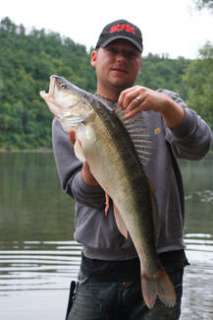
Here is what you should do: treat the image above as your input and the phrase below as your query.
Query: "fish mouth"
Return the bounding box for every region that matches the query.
[49,76,57,95]
[50,75,69,93]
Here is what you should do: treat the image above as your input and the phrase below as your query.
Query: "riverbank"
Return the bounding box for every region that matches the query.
[1,147,212,157]
[0,148,52,153]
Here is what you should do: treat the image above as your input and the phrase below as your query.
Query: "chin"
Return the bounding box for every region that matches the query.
[112,80,133,90]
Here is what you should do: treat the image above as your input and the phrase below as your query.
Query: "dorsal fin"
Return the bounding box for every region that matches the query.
[114,106,152,166]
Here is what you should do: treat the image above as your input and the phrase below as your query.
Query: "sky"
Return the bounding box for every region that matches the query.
[0,0,213,59]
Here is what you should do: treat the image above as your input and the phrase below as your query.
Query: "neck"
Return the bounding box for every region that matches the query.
[96,85,121,102]
[95,93,117,103]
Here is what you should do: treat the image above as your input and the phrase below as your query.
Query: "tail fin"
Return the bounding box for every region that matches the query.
[141,270,176,309]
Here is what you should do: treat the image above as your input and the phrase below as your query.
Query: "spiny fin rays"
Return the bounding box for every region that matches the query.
[114,106,152,166]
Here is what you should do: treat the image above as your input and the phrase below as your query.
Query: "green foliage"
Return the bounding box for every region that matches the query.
[183,42,213,129]
[0,17,212,150]
[195,0,213,10]
[0,17,96,150]
[138,53,190,99]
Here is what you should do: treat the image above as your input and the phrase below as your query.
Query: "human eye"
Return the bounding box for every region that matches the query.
[126,50,140,59]
[105,47,117,55]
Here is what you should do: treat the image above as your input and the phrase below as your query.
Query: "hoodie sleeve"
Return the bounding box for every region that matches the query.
[52,118,105,209]
[158,89,213,160]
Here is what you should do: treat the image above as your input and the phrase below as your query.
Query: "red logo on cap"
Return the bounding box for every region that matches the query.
[110,24,135,34]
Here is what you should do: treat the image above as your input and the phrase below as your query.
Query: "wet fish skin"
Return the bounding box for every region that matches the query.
[40,75,176,309]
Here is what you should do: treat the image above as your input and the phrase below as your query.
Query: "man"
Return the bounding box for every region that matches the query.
[52,19,212,320]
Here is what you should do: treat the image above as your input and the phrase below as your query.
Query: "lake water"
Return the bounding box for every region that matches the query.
[0,153,213,320]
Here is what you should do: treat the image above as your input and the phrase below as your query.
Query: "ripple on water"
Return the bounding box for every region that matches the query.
[0,238,213,320]
[0,241,82,294]
[185,190,213,205]
[181,233,213,320]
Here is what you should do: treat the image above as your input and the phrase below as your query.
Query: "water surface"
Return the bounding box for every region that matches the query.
[0,153,213,319]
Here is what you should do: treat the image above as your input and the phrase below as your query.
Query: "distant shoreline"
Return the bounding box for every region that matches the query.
[0,148,212,159]
[0,148,52,153]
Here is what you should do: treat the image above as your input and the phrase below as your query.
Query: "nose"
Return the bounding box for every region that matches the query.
[115,50,128,62]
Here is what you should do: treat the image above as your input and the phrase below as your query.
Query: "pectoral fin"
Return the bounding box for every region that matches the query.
[74,139,86,162]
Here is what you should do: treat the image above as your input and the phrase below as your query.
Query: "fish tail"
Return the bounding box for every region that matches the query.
[141,269,176,309]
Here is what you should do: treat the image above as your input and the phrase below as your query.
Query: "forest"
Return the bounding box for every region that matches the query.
[0,17,212,150]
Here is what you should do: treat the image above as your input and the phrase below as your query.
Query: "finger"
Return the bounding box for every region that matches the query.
[124,105,144,119]
[118,86,141,109]
[118,89,139,109]
[124,93,146,116]
[124,103,148,119]
[82,161,89,170]
[117,88,130,108]
[81,162,99,186]
[126,95,142,110]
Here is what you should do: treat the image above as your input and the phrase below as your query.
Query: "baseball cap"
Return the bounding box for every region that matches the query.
[95,19,143,52]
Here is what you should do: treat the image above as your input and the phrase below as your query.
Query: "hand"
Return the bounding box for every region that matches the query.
[118,85,185,128]
[118,85,170,117]
[81,162,99,187]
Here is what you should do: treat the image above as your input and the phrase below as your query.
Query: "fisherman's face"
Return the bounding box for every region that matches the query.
[91,40,141,95]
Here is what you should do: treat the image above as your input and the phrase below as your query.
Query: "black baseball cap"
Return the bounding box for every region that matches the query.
[95,19,143,52]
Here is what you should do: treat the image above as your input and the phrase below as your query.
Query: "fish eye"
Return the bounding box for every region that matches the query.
[60,83,67,89]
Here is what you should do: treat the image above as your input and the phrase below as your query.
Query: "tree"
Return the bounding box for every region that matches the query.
[183,42,213,129]
[0,17,200,149]
[138,54,190,99]
[0,17,96,150]
[195,0,213,10]
[0,17,17,33]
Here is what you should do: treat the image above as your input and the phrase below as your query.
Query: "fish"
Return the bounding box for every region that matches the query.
[40,75,176,309]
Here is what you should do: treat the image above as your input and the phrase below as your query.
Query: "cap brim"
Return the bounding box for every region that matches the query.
[100,35,142,52]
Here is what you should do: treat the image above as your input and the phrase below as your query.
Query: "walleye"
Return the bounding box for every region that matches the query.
[40,75,176,309]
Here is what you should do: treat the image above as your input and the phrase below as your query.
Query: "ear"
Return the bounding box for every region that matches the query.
[90,50,97,68]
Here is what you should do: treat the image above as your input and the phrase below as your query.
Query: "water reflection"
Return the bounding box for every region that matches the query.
[0,152,74,241]
[0,153,213,320]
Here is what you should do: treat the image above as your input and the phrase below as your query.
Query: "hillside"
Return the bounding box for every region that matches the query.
[0,17,212,150]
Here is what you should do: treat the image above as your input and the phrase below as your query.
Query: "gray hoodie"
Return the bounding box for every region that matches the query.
[52,90,212,261]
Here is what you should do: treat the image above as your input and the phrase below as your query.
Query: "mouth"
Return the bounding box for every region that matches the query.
[111,67,128,74]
